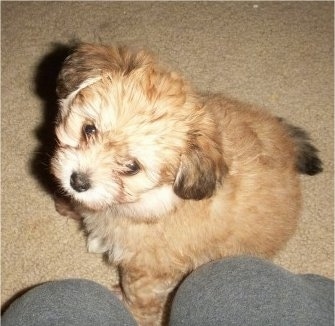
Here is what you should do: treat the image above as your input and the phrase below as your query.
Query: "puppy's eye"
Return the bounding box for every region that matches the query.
[123,160,141,176]
[83,124,97,137]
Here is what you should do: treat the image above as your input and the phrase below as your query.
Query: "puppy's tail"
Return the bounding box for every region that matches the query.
[279,118,323,176]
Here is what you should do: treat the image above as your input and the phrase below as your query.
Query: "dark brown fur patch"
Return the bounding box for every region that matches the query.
[279,118,323,175]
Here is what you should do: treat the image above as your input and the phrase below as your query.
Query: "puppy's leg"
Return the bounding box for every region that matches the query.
[87,234,109,254]
[120,267,181,326]
[54,194,82,220]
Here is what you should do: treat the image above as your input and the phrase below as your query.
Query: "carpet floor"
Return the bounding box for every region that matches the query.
[2,1,333,311]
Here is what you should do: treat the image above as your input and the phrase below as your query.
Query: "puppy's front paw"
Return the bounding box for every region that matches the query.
[87,236,109,254]
[111,284,124,302]
[54,194,82,220]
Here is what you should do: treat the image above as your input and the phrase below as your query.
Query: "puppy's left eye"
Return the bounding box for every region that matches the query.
[123,160,141,176]
[83,124,97,137]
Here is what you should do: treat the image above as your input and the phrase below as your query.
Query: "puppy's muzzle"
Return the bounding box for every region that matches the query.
[70,172,91,192]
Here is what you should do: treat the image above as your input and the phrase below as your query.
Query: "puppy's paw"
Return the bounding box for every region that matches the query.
[111,284,124,302]
[54,194,82,220]
[87,235,109,254]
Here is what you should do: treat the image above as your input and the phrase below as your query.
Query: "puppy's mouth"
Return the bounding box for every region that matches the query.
[58,170,132,211]
[51,146,149,212]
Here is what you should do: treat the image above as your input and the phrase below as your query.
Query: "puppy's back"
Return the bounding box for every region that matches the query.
[205,95,322,177]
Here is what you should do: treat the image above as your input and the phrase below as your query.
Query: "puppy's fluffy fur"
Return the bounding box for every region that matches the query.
[51,43,322,325]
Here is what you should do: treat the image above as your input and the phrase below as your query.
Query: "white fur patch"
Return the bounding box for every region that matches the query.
[87,235,109,254]
[116,185,180,219]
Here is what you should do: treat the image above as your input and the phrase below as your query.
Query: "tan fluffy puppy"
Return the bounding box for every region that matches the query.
[51,43,322,325]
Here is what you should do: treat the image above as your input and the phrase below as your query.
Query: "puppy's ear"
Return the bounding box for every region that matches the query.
[56,43,154,99]
[173,130,227,200]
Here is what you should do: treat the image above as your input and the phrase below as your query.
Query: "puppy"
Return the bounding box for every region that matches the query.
[51,43,322,325]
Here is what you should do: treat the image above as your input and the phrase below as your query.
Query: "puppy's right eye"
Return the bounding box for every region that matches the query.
[83,124,97,137]
[123,160,141,176]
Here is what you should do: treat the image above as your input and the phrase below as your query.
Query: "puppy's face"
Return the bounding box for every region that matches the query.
[51,44,225,219]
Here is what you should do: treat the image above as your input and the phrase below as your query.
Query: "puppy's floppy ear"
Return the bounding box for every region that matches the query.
[56,43,154,99]
[173,128,227,200]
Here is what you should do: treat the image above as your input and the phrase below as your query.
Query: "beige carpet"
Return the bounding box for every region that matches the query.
[2,1,333,311]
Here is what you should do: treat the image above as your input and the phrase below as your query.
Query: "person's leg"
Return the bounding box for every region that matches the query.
[170,256,334,326]
[2,279,136,326]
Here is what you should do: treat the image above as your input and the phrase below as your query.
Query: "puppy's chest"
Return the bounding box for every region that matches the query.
[84,212,165,264]
[107,224,141,264]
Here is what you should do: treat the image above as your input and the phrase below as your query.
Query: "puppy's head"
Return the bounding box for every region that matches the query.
[51,43,226,220]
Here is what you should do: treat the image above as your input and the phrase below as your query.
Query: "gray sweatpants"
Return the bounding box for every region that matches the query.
[2,256,334,325]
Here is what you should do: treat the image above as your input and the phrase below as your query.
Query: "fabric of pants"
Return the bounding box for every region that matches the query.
[2,256,334,326]
[169,256,334,326]
[1,278,137,326]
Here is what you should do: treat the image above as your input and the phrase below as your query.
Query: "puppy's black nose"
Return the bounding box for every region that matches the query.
[70,172,91,192]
